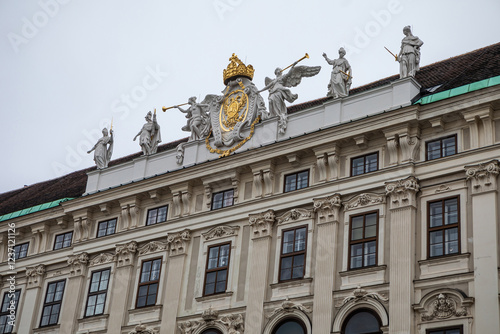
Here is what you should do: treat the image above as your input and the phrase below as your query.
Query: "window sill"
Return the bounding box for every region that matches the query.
[127,304,162,326]
[195,291,233,302]
[77,313,109,332]
[270,277,313,301]
[418,253,470,279]
[34,324,60,334]
[339,265,387,290]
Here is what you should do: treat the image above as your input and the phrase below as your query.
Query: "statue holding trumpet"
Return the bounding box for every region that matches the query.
[163,96,213,141]
[259,53,321,134]
[323,47,352,98]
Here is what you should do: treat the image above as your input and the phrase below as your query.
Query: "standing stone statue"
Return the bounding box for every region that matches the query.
[174,96,212,141]
[259,62,321,134]
[87,128,113,169]
[323,48,352,98]
[133,111,161,155]
[398,26,423,78]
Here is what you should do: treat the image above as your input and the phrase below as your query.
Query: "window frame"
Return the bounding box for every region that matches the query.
[350,152,379,176]
[84,268,111,317]
[39,279,66,328]
[203,242,231,296]
[348,211,379,270]
[425,135,457,161]
[271,318,307,334]
[427,196,461,259]
[135,258,162,308]
[0,290,21,334]
[146,205,168,226]
[211,189,234,211]
[53,232,73,250]
[13,242,29,260]
[426,325,463,334]
[278,225,308,282]
[96,218,117,238]
[283,170,310,193]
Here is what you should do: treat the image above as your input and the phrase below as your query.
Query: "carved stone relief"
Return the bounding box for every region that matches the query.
[202,225,240,240]
[129,324,159,334]
[26,264,45,288]
[267,297,312,319]
[276,208,312,225]
[415,291,474,322]
[138,240,169,256]
[385,176,420,209]
[464,159,499,194]
[115,241,138,267]
[336,286,388,308]
[343,193,385,211]
[313,194,342,224]
[167,229,191,256]
[67,252,89,277]
[89,252,115,266]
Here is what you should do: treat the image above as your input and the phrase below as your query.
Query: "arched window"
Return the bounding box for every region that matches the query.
[342,309,381,334]
[272,318,307,334]
[201,330,223,334]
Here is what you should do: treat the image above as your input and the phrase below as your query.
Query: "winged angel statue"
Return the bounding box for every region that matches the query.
[259,62,321,134]
[174,95,217,141]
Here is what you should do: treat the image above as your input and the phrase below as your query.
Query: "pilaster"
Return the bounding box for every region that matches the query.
[312,194,341,333]
[73,209,92,243]
[170,182,193,217]
[160,230,192,333]
[464,160,500,333]
[251,161,275,198]
[245,210,276,333]
[17,264,45,334]
[119,197,141,230]
[385,176,419,334]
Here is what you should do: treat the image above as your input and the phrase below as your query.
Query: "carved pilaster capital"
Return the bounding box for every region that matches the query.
[464,159,499,194]
[166,229,191,256]
[115,241,138,267]
[67,252,89,277]
[313,194,342,224]
[26,264,45,289]
[385,176,420,209]
[249,209,276,239]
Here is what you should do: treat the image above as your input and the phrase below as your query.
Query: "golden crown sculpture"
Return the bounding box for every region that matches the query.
[223,53,255,85]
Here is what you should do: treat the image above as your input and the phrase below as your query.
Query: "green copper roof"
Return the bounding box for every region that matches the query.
[414,75,500,105]
[0,198,73,222]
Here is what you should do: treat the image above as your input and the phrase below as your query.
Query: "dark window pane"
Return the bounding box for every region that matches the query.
[344,311,380,333]
[274,320,306,334]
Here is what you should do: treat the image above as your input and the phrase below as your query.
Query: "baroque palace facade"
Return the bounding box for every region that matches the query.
[1,42,500,334]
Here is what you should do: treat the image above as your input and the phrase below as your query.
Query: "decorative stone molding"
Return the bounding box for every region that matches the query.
[172,191,182,217]
[327,150,339,181]
[115,241,138,267]
[263,169,274,197]
[202,225,240,240]
[99,203,111,215]
[138,240,169,256]
[414,290,474,322]
[231,177,240,204]
[267,297,312,319]
[354,135,368,149]
[56,216,68,229]
[148,190,161,204]
[400,133,420,163]
[204,185,213,209]
[26,264,45,288]
[74,215,90,242]
[435,184,451,193]
[287,153,302,168]
[343,193,385,211]
[316,153,328,182]
[178,320,202,334]
[181,190,192,216]
[166,229,191,256]
[129,324,159,334]
[120,197,141,230]
[202,305,219,323]
[336,286,388,307]
[276,208,312,225]
[89,252,115,266]
[249,209,276,238]
[253,171,264,199]
[385,176,420,209]
[385,136,399,166]
[219,313,245,333]
[464,159,499,194]
[67,252,89,277]
[313,193,342,224]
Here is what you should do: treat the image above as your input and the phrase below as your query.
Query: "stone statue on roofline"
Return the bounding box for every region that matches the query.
[174,96,213,141]
[133,110,161,155]
[258,55,321,134]
[87,127,113,169]
[323,47,352,98]
[398,25,423,78]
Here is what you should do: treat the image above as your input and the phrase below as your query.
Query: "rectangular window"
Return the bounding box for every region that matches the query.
[0,290,20,334]
[426,135,457,160]
[428,197,460,258]
[351,153,378,176]
[426,326,462,334]
[204,243,230,296]
[136,258,161,308]
[349,212,378,269]
[97,219,117,237]
[85,269,110,317]
[284,170,309,193]
[211,190,234,210]
[13,243,29,260]
[279,226,307,281]
[40,280,65,327]
[53,232,73,250]
[146,206,168,226]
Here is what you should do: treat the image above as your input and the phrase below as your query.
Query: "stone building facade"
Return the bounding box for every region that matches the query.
[1,43,500,334]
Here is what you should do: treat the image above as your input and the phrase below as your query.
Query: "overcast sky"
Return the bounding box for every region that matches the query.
[1,0,499,194]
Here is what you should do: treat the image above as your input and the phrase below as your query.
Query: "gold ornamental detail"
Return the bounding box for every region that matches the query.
[220,89,248,131]
[206,116,261,158]
[223,53,255,85]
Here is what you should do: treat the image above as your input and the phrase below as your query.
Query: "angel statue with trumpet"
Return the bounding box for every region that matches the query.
[163,96,214,141]
[259,53,321,134]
